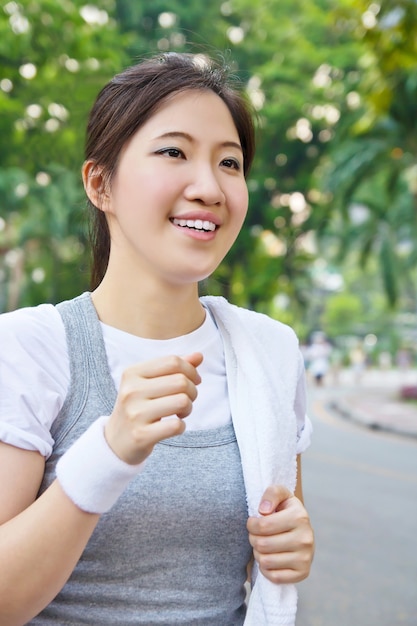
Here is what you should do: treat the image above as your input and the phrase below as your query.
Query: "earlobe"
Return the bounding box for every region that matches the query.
[82,161,109,211]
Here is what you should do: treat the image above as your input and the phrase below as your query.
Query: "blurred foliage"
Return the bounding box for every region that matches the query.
[0,0,132,307]
[312,0,417,309]
[1,0,416,349]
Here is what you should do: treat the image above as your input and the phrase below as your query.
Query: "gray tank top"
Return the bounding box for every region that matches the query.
[30,293,252,625]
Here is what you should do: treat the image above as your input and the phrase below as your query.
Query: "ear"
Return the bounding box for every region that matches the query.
[82,160,110,211]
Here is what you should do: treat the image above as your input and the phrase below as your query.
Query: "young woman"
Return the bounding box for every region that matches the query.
[0,52,314,625]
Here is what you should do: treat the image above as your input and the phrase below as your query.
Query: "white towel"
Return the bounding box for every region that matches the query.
[203,296,299,625]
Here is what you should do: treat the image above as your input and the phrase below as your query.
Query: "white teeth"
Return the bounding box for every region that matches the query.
[172,218,216,231]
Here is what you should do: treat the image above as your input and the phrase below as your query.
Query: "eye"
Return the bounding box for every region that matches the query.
[156,147,185,159]
[221,158,241,171]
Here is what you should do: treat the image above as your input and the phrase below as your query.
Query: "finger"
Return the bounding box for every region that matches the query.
[160,353,203,385]
[253,548,297,571]
[117,387,196,423]
[110,415,188,465]
[253,544,314,584]
[248,496,307,536]
[248,526,299,554]
[183,352,204,369]
[136,372,200,403]
[256,558,305,585]
[120,367,200,414]
[126,354,202,385]
[133,415,187,446]
[258,484,293,515]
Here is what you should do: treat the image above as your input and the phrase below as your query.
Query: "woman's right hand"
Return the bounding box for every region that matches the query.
[104,352,203,465]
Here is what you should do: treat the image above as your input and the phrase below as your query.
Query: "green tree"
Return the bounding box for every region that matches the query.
[312,0,417,306]
[0,0,132,309]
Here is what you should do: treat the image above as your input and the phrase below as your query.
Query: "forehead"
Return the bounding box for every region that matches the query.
[140,89,240,140]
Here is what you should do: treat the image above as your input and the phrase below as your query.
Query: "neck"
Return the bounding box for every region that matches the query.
[91,273,205,339]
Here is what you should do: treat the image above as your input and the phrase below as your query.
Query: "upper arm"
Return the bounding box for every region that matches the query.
[0,442,45,524]
[294,454,304,503]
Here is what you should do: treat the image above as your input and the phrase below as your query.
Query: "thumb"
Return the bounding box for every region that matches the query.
[258,484,293,516]
[183,352,204,368]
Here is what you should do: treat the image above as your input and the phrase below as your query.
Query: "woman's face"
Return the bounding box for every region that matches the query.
[100,89,249,288]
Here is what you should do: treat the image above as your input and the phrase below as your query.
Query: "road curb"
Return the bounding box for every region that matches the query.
[328,399,417,440]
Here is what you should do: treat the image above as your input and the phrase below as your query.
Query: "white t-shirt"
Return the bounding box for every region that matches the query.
[0,303,311,459]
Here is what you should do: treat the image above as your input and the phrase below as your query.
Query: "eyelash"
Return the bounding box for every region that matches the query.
[221,158,241,171]
[157,147,184,159]
[156,148,241,171]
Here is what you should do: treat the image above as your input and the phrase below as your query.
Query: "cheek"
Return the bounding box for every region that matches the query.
[118,164,179,206]
[110,169,158,215]
[231,185,249,224]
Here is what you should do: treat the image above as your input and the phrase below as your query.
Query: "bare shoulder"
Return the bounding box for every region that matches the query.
[0,442,45,524]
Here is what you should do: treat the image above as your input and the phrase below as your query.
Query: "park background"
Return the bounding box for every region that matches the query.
[1,3,417,625]
[1,0,416,369]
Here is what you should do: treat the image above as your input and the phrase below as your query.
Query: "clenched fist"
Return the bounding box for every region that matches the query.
[105,352,203,465]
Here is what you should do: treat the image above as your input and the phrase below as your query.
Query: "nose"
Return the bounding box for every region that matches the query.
[184,164,226,206]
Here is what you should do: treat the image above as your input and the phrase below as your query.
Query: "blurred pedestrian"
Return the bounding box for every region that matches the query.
[350,341,367,384]
[308,332,332,386]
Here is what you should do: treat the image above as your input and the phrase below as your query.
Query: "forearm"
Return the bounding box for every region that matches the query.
[0,480,99,625]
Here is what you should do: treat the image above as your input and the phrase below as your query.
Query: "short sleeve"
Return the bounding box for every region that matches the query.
[294,351,312,454]
[0,304,70,458]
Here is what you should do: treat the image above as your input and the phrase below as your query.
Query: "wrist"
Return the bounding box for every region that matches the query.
[56,415,145,514]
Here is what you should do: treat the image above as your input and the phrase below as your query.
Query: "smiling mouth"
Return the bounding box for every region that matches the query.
[170,218,217,232]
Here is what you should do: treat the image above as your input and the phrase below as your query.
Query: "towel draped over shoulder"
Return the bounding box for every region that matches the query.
[202,296,300,626]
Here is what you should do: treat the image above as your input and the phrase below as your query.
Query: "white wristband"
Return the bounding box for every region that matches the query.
[56,415,144,514]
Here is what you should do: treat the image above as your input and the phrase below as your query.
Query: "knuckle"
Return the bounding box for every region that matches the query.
[266,569,284,584]
[172,373,189,392]
[258,553,274,571]
[253,536,269,553]
[167,354,182,370]
[293,565,310,582]
[117,387,137,411]
[256,516,271,535]
[119,367,136,386]
[116,387,129,405]
[294,548,310,567]
[171,419,186,436]
[304,530,315,550]
[298,523,314,547]
[291,508,311,530]
[125,405,142,422]
[174,393,191,412]
[131,424,147,443]
[297,508,311,524]
[117,381,131,403]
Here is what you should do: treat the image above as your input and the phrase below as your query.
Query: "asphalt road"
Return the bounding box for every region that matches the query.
[296,385,417,626]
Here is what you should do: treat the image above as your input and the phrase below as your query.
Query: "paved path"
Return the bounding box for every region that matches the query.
[309,367,417,439]
[297,371,417,625]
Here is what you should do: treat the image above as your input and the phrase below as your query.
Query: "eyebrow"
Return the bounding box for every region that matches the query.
[154,131,243,153]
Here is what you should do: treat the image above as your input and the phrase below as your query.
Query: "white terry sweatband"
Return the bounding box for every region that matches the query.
[56,415,145,514]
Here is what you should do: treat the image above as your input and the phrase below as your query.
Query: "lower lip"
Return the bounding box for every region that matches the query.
[171,222,218,241]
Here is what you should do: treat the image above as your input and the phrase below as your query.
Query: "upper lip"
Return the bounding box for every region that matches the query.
[169,211,222,226]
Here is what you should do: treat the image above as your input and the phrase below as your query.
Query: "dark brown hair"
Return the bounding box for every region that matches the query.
[85,52,256,289]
